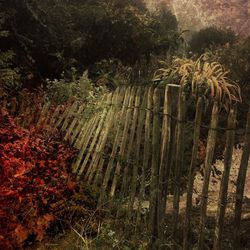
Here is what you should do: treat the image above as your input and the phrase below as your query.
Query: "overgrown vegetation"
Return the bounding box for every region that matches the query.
[0,0,249,249]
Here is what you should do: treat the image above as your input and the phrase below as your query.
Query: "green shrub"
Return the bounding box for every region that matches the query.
[45,70,108,105]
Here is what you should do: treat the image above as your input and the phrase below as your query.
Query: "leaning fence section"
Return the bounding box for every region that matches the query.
[6,85,250,249]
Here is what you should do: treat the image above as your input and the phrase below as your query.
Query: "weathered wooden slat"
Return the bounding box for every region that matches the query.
[37,101,51,127]
[70,115,86,143]
[233,107,250,249]
[64,104,85,142]
[92,158,105,186]
[54,101,76,129]
[49,105,62,127]
[75,93,114,176]
[72,115,100,174]
[125,87,143,218]
[213,108,236,250]
[183,97,203,250]
[85,93,118,181]
[173,88,186,236]
[86,88,124,182]
[98,87,131,204]
[83,106,110,182]
[136,86,153,224]
[74,115,97,149]
[198,101,219,250]
[61,101,79,132]
[120,87,142,199]
[110,87,136,198]
[70,98,105,145]
[72,97,109,155]
[149,87,161,246]
[157,85,172,239]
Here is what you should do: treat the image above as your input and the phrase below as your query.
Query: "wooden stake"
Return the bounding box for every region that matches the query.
[110,87,136,197]
[173,88,186,236]
[86,88,125,184]
[98,87,130,205]
[121,87,142,199]
[213,108,236,250]
[157,85,172,239]
[183,97,203,250]
[64,104,85,142]
[136,87,153,225]
[126,87,143,218]
[149,87,161,246]
[198,101,219,250]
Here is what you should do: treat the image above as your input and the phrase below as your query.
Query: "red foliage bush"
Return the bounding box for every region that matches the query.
[0,109,77,249]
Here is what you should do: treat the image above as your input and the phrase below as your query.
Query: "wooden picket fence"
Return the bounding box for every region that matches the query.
[5,85,250,249]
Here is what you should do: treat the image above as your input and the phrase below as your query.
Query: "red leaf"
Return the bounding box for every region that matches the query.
[15,225,29,243]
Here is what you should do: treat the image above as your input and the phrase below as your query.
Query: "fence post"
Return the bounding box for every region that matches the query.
[233,107,250,249]
[173,87,186,236]
[183,97,203,250]
[149,87,161,247]
[198,101,219,250]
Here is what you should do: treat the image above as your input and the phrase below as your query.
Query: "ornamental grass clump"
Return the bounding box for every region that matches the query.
[153,53,242,109]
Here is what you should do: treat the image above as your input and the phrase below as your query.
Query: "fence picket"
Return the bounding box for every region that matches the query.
[85,93,119,183]
[125,87,143,218]
[64,104,85,142]
[198,101,219,249]
[83,110,108,182]
[54,102,73,129]
[213,108,236,249]
[136,87,153,225]
[37,101,51,127]
[120,87,142,200]
[76,93,114,177]
[157,85,172,238]
[149,87,161,246]
[183,97,203,250]
[85,89,123,183]
[173,88,186,236]
[61,101,79,132]
[99,87,131,205]
[110,87,136,198]
[72,115,100,174]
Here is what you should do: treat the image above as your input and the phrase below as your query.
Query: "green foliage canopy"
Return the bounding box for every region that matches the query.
[189,26,236,55]
[2,0,180,79]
